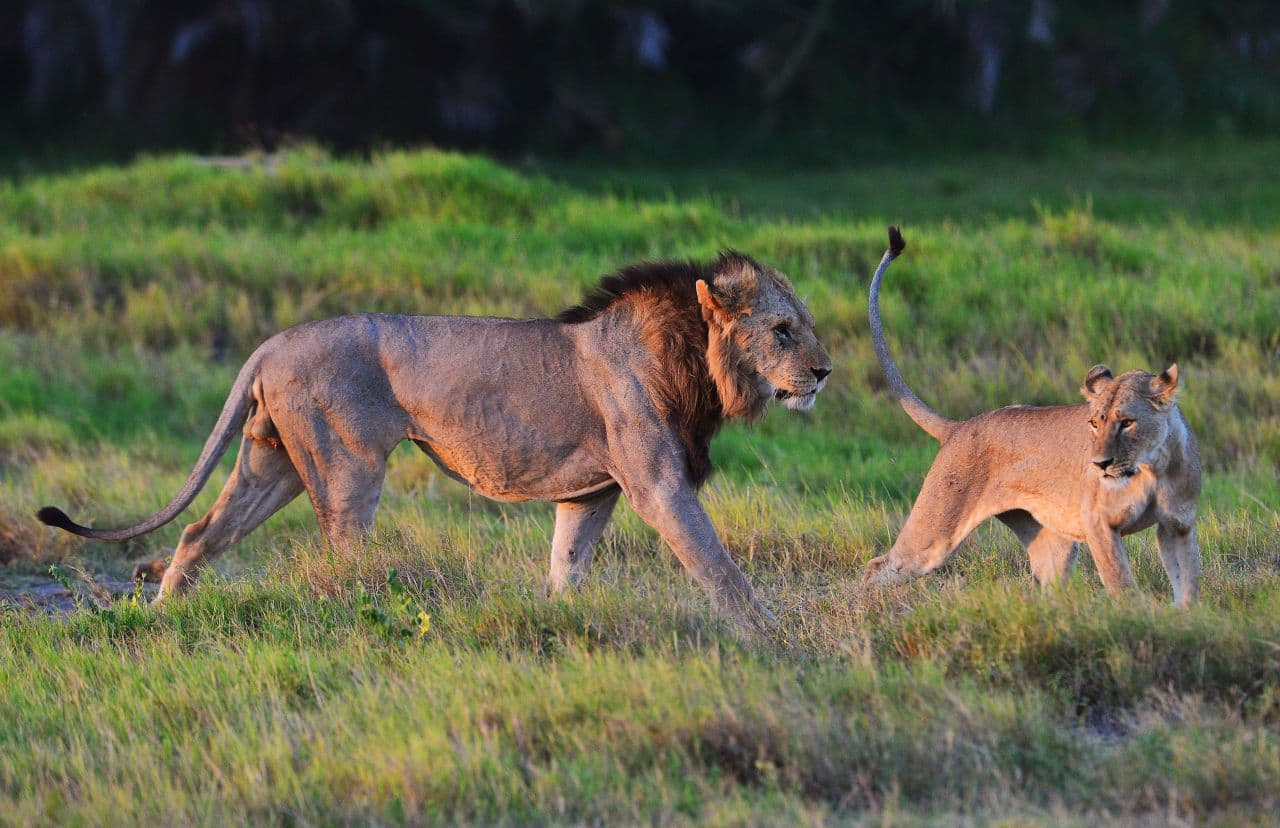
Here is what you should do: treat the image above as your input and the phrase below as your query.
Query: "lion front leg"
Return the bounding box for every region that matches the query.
[603,401,774,633]
[548,489,620,594]
[626,481,775,633]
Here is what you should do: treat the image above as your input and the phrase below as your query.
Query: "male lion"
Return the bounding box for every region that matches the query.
[863,228,1201,605]
[38,252,831,628]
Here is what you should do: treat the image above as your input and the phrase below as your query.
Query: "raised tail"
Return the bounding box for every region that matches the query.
[36,352,265,541]
[868,227,956,442]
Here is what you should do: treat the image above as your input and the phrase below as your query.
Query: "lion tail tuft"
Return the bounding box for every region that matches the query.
[35,506,76,532]
[35,350,266,542]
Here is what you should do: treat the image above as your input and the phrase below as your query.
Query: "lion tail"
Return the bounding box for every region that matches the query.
[36,352,265,542]
[869,227,957,443]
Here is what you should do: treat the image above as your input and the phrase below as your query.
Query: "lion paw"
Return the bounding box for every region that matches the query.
[131,559,169,584]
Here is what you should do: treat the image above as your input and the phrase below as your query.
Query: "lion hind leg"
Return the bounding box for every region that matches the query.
[281,437,389,546]
[548,489,620,594]
[243,378,282,449]
[866,442,1012,590]
[156,436,304,603]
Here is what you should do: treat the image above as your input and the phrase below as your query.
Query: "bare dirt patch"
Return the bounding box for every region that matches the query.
[0,571,158,615]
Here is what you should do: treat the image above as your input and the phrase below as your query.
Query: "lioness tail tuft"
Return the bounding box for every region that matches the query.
[888,226,906,256]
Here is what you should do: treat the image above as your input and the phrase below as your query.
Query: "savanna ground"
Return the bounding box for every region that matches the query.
[0,141,1278,825]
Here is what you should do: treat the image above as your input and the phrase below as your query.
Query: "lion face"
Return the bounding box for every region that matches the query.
[1081,363,1180,481]
[696,252,832,417]
[737,274,831,412]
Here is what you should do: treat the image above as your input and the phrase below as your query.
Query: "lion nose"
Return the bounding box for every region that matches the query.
[811,367,831,382]
[1093,457,1113,470]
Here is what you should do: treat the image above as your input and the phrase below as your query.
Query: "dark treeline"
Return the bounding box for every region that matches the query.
[2,1,1279,159]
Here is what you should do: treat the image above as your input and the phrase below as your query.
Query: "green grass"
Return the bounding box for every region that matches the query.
[0,142,1278,824]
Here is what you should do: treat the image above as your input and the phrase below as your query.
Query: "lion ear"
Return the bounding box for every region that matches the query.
[1080,364,1114,400]
[695,279,733,326]
[1149,363,1180,408]
[708,251,761,315]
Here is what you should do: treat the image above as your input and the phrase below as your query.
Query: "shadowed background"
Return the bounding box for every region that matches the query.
[3,0,1280,163]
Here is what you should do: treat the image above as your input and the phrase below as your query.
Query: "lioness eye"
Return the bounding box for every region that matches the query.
[773,324,793,344]
[1121,419,1135,429]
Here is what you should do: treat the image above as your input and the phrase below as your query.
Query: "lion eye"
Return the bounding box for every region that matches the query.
[1121,419,1136,429]
[773,324,793,344]
[1088,418,1098,430]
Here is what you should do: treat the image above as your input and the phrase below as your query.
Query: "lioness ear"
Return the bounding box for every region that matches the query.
[1149,363,1180,408]
[1080,364,1114,399]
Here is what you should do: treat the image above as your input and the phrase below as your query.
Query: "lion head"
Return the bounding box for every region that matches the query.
[695,252,832,418]
[1081,363,1181,481]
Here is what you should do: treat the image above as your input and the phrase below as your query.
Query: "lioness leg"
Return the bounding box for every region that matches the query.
[156,438,304,602]
[998,510,1079,590]
[1083,524,1136,595]
[548,489,620,594]
[863,511,971,586]
[1157,522,1200,607]
[863,469,987,587]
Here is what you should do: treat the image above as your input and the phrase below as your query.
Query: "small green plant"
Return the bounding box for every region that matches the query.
[46,563,87,611]
[355,568,433,642]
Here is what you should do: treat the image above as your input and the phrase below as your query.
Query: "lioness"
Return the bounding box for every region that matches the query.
[863,228,1201,605]
[38,252,831,628]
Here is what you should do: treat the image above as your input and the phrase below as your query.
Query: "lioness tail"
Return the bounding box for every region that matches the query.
[36,353,264,541]
[868,227,957,442]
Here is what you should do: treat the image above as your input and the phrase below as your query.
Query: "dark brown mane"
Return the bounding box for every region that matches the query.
[557,251,763,486]
[556,261,703,323]
[556,251,761,324]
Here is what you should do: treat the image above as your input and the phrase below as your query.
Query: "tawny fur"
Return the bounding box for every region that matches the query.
[864,227,1202,605]
[38,252,832,629]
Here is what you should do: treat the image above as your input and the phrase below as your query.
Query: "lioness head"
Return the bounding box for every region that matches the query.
[1081,363,1181,480]
[695,252,832,417]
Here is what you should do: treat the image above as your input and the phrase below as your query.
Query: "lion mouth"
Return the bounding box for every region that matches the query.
[772,385,820,411]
